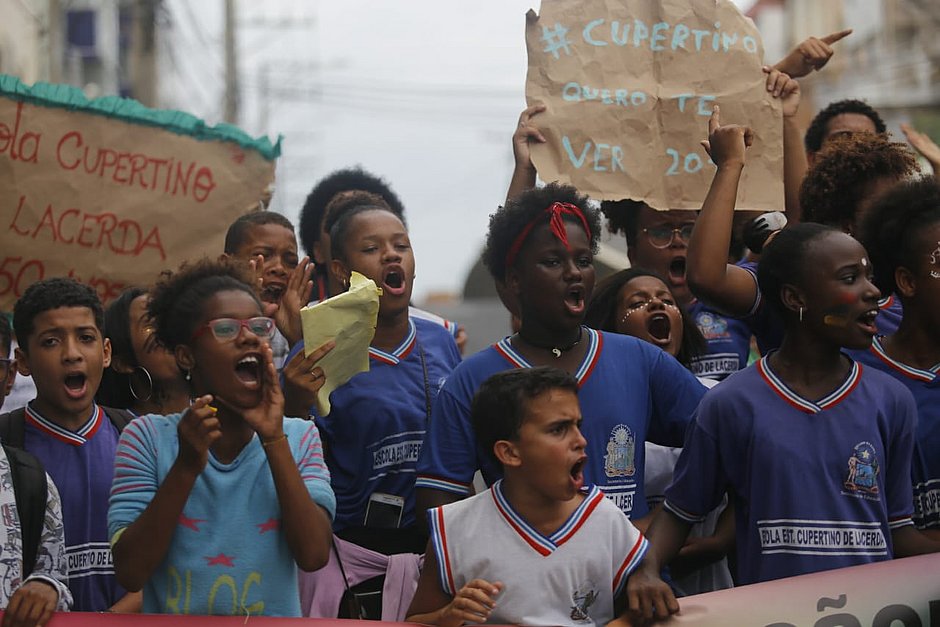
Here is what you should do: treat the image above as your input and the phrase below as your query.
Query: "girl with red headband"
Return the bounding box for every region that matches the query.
[416,182,707,532]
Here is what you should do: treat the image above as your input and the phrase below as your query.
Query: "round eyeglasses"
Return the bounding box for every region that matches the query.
[190,317,276,343]
[641,224,695,249]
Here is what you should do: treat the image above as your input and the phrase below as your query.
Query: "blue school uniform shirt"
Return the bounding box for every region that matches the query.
[687,300,751,380]
[664,356,916,585]
[415,327,706,520]
[849,337,940,531]
[108,414,336,616]
[23,402,125,612]
[304,317,461,531]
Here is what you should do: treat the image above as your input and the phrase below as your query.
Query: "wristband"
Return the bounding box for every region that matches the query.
[262,434,288,447]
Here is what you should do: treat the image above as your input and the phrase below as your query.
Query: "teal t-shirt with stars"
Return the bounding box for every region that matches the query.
[108,413,335,616]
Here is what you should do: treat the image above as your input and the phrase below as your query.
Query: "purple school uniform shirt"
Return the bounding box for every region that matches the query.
[849,337,940,530]
[23,402,125,611]
[664,357,916,585]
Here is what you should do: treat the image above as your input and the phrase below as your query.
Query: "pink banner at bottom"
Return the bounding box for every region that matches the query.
[666,553,940,626]
[3,555,939,626]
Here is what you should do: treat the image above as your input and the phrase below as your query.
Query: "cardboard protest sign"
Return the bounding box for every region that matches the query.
[525,0,784,211]
[0,75,279,310]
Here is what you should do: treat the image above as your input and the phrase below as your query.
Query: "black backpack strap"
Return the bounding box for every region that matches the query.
[4,444,48,577]
[0,407,28,449]
[101,406,134,433]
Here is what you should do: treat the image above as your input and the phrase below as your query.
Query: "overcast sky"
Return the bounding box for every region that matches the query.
[163,0,755,302]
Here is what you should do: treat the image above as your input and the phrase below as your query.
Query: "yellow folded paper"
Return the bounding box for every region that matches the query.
[300,271,381,416]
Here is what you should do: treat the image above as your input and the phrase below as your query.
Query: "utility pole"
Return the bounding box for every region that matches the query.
[223,0,239,123]
[47,0,62,83]
[129,0,158,106]
[257,62,269,133]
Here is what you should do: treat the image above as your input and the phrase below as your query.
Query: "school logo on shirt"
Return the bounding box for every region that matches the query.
[569,584,598,623]
[604,425,635,478]
[695,311,730,340]
[844,441,880,498]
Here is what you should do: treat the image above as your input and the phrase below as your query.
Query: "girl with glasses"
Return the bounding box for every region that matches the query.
[108,258,336,616]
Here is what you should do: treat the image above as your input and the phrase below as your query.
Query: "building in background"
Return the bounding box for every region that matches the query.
[749,0,940,135]
[0,0,165,108]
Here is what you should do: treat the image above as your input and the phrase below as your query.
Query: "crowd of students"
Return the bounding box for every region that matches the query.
[0,28,938,627]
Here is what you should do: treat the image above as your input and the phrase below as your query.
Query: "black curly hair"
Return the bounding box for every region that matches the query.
[757,223,840,318]
[804,99,886,154]
[800,133,917,228]
[483,183,601,282]
[298,167,406,257]
[13,278,104,354]
[859,177,940,297]
[599,199,646,249]
[583,268,706,368]
[147,258,260,350]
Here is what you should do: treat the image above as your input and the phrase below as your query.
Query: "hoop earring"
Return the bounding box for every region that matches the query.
[129,366,154,402]
[799,307,803,322]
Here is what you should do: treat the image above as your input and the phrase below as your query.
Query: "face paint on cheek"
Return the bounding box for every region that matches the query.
[621,307,643,322]
[823,292,857,327]
[837,291,858,305]
[930,242,940,278]
[823,314,851,327]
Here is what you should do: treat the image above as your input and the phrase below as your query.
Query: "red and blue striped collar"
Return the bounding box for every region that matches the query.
[757,355,862,414]
[869,336,940,383]
[369,319,417,366]
[492,326,602,387]
[25,402,103,446]
[491,479,604,556]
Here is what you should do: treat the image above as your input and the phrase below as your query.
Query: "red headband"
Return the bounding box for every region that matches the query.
[504,202,592,269]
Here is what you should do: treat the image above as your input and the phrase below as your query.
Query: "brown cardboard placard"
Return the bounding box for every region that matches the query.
[525,0,784,211]
[0,79,277,310]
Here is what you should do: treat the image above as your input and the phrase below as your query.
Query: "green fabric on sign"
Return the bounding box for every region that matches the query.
[0,74,281,161]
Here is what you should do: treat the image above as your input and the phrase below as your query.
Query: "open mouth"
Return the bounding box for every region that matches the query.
[856,309,879,335]
[261,283,286,303]
[570,456,586,488]
[647,313,673,345]
[565,286,585,315]
[668,257,687,284]
[382,267,407,296]
[64,373,87,399]
[235,355,262,388]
